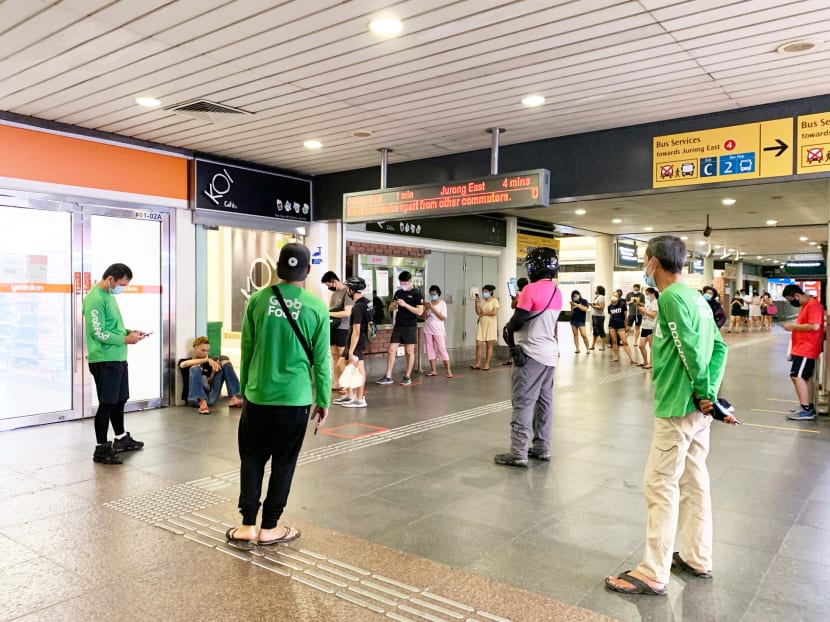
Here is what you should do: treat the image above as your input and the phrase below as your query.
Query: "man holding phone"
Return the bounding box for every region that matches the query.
[82,263,147,465]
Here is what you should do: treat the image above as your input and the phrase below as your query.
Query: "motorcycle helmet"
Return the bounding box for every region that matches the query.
[524,247,559,282]
[344,276,367,293]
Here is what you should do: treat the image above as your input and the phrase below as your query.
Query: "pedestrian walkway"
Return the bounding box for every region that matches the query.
[1,329,828,621]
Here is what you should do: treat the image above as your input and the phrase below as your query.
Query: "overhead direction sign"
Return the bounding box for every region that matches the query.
[343,169,550,223]
[796,112,830,174]
[652,119,792,188]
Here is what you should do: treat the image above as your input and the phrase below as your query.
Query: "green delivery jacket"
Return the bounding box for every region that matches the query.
[240,283,332,408]
[82,286,128,363]
[652,282,728,418]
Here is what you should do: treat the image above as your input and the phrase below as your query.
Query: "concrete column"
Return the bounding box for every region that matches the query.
[735,260,744,292]
[305,221,331,294]
[703,256,714,286]
[594,235,615,297]
[499,216,518,342]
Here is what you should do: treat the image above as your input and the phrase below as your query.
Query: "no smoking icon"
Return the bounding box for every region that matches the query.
[724,139,736,151]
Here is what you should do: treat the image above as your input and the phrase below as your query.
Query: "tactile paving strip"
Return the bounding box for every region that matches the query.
[152,509,512,622]
[104,483,230,524]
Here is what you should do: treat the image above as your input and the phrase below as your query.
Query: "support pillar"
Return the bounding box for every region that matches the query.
[499,216,518,342]
[703,256,714,286]
[735,260,744,293]
[594,235,615,298]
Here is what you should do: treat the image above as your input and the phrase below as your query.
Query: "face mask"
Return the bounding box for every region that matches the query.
[572,296,579,302]
[643,259,657,289]
[703,293,712,301]
[789,297,801,307]
[327,286,337,292]
[482,292,490,299]
[111,285,125,295]
[400,283,412,291]
[430,294,438,301]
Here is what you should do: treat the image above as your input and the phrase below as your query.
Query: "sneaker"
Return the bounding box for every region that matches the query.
[789,406,816,414]
[333,395,353,405]
[528,448,551,461]
[112,432,144,452]
[493,453,528,468]
[93,442,123,464]
[787,410,817,421]
[343,399,367,408]
[400,376,412,386]
[376,376,394,385]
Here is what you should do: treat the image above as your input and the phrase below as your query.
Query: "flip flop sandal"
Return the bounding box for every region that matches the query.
[225,527,255,551]
[257,526,301,546]
[470,365,481,370]
[672,552,713,579]
[446,374,454,378]
[605,571,667,596]
[198,406,210,415]
[425,372,438,377]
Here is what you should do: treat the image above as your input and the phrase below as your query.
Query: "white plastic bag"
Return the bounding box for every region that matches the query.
[338,364,363,389]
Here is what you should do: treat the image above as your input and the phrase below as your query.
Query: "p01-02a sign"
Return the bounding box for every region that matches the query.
[194,159,312,222]
[343,169,550,223]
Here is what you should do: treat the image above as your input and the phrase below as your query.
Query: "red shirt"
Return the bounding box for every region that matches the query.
[792,297,825,359]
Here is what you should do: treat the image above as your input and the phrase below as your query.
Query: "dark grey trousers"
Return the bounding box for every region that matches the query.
[510,356,555,458]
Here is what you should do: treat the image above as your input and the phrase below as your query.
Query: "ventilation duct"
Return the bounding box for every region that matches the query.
[165,99,252,123]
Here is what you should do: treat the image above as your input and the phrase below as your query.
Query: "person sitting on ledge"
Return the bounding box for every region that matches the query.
[179,336,243,414]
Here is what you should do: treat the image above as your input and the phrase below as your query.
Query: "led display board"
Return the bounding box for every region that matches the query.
[343,169,550,223]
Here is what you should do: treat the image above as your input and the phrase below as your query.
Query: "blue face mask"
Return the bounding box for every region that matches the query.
[703,293,712,301]
[643,259,657,289]
[430,294,438,301]
[111,285,125,295]
[481,292,490,299]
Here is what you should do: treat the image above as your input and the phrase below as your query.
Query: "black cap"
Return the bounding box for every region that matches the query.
[277,243,310,281]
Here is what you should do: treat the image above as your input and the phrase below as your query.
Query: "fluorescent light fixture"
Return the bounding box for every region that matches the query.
[303,140,322,150]
[135,96,161,108]
[612,218,622,224]
[766,219,778,225]
[521,95,546,107]
[799,236,809,241]
[644,226,654,232]
[756,255,763,259]
[574,208,586,215]
[728,248,735,252]
[721,198,736,206]
[809,241,818,246]
[369,17,403,36]
[680,236,689,240]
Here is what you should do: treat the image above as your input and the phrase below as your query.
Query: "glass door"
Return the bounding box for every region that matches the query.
[0,202,79,430]
[82,206,170,416]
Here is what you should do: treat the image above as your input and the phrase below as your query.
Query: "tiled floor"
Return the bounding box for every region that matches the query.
[1,328,829,621]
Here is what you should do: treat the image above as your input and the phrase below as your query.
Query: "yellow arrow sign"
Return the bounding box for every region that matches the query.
[653,119,793,188]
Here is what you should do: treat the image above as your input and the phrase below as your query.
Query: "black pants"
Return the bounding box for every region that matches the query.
[89,361,129,444]
[237,401,309,528]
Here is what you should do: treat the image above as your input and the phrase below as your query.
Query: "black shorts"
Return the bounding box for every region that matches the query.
[330,328,349,348]
[89,361,129,404]
[609,322,626,332]
[343,336,368,361]
[640,328,653,338]
[591,316,606,338]
[390,325,417,345]
[627,315,643,327]
[790,356,816,380]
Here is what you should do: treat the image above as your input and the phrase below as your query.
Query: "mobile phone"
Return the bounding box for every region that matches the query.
[506,278,517,298]
[142,331,153,337]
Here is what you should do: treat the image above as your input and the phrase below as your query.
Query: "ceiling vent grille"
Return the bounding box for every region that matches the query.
[165,99,252,123]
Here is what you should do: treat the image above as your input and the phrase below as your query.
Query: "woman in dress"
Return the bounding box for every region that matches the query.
[637,287,659,369]
[760,291,774,330]
[749,293,762,331]
[589,285,607,351]
[423,285,453,377]
[472,284,499,370]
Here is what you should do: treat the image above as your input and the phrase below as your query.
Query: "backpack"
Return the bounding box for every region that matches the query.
[713,304,727,328]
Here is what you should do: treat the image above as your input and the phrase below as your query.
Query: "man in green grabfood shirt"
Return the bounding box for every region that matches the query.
[606,236,736,596]
[225,243,331,550]
[82,263,148,465]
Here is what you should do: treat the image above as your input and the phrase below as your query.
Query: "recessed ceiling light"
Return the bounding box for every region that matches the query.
[612,218,622,224]
[809,241,818,246]
[303,140,322,150]
[756,255,763,259]
[728,248,736,252]
[574,208,586,215]
[680,236,689,240]
[521,95,546,107]
[714,245,722,248]
[351,130,373,138]
[135,96,161,108]
[766,219,778,226]
[644,226,654,232]
[777,39,823,55]
[696,240,706,245]
[721,198,736,206]
[799,236,809,241]
[369,17,403,37]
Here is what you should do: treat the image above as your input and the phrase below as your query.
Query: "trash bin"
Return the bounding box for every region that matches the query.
[206,321,222,357]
